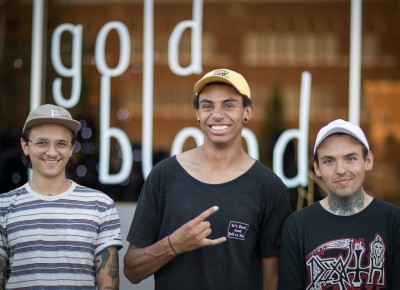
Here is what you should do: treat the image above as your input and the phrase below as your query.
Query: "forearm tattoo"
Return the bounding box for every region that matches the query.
[108,252,118,280]
[0,256,8,290]
[95,249,110,274]
[95,248,119,290]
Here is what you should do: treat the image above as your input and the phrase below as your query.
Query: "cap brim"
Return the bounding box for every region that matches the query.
[194,76,243,95]
[314,128,368,153]
[23,118,81,134]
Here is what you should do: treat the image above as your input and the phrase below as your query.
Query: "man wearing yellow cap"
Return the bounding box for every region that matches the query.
[124,68,292,290]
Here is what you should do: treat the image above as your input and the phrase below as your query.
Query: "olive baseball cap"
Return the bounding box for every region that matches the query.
[314,119,369,154]
[194,68,251,99]
[22,104,81,135]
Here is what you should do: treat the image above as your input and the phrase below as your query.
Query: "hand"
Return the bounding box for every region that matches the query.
[169,206,226,254]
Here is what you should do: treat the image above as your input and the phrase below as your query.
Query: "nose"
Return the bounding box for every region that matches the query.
[336,160,346,174]
[211,106,224,120]
[45,143,58,155]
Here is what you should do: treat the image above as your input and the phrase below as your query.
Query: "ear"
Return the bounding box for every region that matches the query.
[196,110,200,122]
[313,161,322,177]
[244,105,253,121]
[20,138,29,156]
[365,151,374,171]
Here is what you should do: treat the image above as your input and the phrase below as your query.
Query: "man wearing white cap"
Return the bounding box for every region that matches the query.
[124,68,291,290]
[0,104,123,289]
[278,119,400,289]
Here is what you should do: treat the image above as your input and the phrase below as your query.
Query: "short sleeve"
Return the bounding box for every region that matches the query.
[278,215,306,290]
[126,169,161,247]
[95,200,123,255]
[259,186,292,257]
[0,197,10,258]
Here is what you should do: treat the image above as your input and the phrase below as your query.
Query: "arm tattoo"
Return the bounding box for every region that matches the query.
[95,249,110,274]
[0,256,8,290]
[95,247,119,290]
[108,251,118,279]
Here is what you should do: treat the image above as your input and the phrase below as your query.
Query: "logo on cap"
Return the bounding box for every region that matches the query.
[213,69,230,78]
[51,110,60,118]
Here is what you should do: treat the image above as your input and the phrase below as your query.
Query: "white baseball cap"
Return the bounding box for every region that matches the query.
[314,119,369,154]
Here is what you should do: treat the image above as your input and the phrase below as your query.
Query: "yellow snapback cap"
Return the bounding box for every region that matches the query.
[194,68,251,99]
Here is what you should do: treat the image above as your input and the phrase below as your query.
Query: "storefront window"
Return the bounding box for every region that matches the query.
[1,0,400,206]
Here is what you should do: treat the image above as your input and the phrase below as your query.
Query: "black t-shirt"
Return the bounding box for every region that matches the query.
[128,156,292,290]
[278,199,400,290]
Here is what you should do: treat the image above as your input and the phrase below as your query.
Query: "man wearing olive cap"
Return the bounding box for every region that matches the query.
[278,119,400,289]
[124,68,292,290]
[0,104,123,289]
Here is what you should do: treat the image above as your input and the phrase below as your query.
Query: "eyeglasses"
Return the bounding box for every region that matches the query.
[27,138,72,151]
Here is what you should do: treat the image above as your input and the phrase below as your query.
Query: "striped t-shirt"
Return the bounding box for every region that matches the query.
[0,181,123,289]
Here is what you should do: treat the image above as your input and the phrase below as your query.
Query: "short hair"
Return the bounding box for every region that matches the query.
[313,133,370,165]
[192,82,252,109]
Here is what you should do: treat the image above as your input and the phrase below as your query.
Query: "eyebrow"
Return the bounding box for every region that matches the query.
[199,98,239,104]
[30,137,71,142]
[320,152,359,160]
[344,152,359,158]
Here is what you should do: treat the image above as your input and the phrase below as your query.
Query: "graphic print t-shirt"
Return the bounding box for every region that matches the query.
[279,199,400,290]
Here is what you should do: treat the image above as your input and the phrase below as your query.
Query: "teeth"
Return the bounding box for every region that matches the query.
[44,160,59,164]
[211,125,228,130]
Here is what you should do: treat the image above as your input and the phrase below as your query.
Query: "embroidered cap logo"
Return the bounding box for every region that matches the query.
[213,69,230,78]
[50,110,60,118]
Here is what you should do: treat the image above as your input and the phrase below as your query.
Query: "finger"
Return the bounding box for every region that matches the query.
[197,227,212,240]
[199,221,211,230]
[204,237,227,246]
[193,206,219,223]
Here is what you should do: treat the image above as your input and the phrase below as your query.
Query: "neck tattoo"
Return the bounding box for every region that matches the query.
[328,189,365,216]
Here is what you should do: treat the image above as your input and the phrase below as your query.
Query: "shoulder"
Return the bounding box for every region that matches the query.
[254,161,283,179]
[284,202,322,226]
[0,185,30,218]
[0,184,28,203]
[152,155,176,169]
[1,183,27,195]
[146,155,179,178]
[373,198,400,216]
[71,182,116,204]
[374,198,400,209]
[251,161,288,190]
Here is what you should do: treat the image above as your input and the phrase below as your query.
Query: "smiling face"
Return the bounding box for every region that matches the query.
[313,134,373,198]
[196,83,253,147]
[21,123,74,181]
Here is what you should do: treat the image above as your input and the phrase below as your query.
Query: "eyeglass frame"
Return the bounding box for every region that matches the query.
[26,138,74,151]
